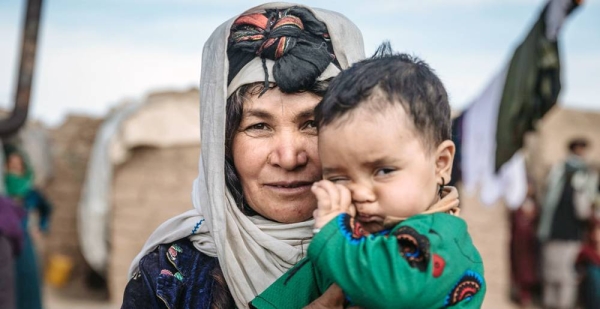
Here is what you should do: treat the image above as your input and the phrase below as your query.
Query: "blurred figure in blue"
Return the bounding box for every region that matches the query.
[4,145,52,309]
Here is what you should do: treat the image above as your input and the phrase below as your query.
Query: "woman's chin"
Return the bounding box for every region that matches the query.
[257,203,316,224]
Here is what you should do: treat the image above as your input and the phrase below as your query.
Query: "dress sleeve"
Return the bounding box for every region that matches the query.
[307,213,486,309]
[121,250,165,309]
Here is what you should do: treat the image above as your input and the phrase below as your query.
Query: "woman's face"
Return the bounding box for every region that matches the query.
[232,87,322,223]
[6,154,25,175]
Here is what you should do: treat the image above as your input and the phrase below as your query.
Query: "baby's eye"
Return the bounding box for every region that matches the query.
[328,177,349,184]
[375,167,396,176]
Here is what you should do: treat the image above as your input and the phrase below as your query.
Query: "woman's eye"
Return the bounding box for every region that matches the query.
[241,122,273,137]
[302,120,317,129]
[300,120,317,134]
[246,123,269,131]
[375,168,396,176]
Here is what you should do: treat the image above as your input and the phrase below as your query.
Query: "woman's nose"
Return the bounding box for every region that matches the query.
[268,131,309,170]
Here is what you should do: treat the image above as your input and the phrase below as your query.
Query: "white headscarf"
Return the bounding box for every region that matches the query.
[128,3,364,307]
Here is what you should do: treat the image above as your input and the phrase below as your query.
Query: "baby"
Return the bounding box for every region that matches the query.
[251,45,486,309]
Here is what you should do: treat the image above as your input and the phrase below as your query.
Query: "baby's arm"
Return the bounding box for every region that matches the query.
[308,183,486,308]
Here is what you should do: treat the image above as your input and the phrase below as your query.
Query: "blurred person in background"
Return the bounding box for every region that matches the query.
[510,179,540,308]
[538,138,599,309]
[122,3,365,308]
[576,216,600,309]
[0,197,26,309]
[4,145,52,309]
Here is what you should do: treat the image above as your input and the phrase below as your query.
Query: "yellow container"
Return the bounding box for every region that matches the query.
[45,254,73,288]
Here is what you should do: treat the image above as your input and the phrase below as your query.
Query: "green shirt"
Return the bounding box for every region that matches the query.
[251,213,485,309]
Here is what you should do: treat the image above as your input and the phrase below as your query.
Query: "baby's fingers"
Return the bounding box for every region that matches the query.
[337,184,352,212]
[318,180,342,211]
[311,182,333,211]
[313,180,340,210]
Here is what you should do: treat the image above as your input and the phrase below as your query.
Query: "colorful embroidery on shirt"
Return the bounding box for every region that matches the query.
[393,226,430,271]
[174,272,184,281]
[160,269,184,282]
[167,244,183,264]
[168,247,179,260]
[432,254,446,278]
[444,270,483,306]
[338,214,366,244]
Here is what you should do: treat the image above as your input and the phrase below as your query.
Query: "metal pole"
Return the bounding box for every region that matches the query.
[0,0,43,137]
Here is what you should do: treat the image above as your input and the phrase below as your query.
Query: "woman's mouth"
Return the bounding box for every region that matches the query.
[264,181,314,195]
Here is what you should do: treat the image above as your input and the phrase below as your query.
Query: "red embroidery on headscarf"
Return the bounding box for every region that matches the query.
[273,15,304,30]
[275,37,287,59]
[233,14,268,30]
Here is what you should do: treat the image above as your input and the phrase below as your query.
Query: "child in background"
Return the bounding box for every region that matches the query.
[576,217,600,309]
[251,44,486,309]
[509,180,540,308]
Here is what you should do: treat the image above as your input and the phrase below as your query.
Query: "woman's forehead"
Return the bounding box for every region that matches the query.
[242,89,319,118]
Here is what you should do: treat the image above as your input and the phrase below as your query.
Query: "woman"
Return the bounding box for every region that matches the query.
[122,3,364,308]
[4,146,52,309]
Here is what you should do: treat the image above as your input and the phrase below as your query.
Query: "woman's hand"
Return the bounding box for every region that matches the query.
[303,284,345,309]
[311,180,355,229]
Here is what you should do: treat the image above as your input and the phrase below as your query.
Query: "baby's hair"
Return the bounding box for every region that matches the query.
[315,42,451,149]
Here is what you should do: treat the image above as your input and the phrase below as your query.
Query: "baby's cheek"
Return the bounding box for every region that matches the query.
[387,188,423,216]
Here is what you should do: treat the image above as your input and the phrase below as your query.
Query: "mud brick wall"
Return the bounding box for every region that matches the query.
[43,115,103,281]
[109,145,200,303]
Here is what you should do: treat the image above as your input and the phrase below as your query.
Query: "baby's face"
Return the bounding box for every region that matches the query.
[319,104,440,231]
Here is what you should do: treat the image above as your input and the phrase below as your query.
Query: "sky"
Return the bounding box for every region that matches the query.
[0,0,599,126]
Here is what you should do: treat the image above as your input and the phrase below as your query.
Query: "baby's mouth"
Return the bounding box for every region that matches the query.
[356,212,384,223]
[355,214,385,234]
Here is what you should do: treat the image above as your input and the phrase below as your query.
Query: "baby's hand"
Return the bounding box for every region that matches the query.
[311,180,355,229]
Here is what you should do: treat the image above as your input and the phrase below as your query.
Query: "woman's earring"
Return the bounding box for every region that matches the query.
[438,177,445,199]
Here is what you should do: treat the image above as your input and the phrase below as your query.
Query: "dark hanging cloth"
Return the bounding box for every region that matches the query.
[549,165,585,241]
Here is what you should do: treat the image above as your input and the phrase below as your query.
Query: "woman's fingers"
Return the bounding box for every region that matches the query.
[303,284,345,309]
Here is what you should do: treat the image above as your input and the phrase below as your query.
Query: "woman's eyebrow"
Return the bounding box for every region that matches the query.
[244,109,274,121]
[294,109,314,122]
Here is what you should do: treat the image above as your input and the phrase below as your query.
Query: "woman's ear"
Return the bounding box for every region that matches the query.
[435,140,455,184]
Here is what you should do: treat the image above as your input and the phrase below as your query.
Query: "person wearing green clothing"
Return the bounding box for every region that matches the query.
[251,45,485,308]
[4,145,51,309]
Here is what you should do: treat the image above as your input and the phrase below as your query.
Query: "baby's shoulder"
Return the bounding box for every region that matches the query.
[395,212,468,236]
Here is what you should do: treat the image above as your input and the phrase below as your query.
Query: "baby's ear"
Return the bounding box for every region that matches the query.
[435,140,455,184]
